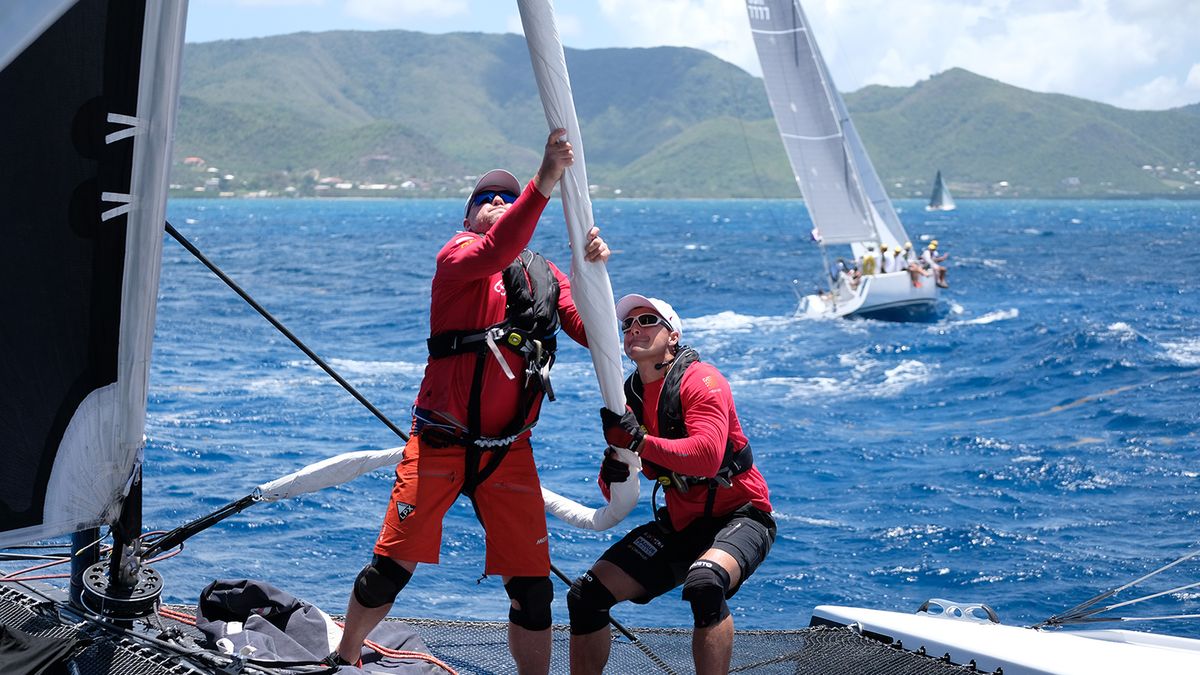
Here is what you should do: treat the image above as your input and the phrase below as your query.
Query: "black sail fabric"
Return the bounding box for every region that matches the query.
[0,625,80,675]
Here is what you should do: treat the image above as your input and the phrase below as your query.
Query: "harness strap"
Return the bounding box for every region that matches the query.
[650,443,754,518]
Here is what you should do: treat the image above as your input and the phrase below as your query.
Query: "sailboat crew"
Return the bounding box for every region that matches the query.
[880,243,897,274]
[922,240,950,288]
[568,295,775,675]
[330,129,610,674]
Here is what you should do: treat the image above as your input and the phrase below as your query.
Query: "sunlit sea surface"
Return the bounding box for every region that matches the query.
[146,198,1200,636]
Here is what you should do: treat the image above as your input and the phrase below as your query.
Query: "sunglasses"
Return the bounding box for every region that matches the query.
[622,313,669,333]
[472,190,518,207]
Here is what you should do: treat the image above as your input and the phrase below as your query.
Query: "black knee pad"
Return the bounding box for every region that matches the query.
[681,559,731,628]
[504,576,554,631]
[567,571,617,635]
[352,554,412,609]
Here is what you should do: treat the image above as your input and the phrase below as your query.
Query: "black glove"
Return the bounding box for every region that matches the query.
[600,448,631,487]
[600,407,644,452]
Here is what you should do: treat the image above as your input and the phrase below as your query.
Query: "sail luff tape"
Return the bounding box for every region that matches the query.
[100,192,133,221]
[105,113,141,144]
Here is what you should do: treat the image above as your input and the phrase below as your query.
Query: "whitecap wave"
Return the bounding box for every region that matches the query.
[879,359,933,394]
[685,311,795,334]
[1162,338,1200,366]
[727,375,842,400]
[325,358,426,377]
[961,308,1019,325]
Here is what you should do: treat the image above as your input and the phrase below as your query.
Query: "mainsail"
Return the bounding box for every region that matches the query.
[747,0,907,248]
[0,0,188,547]
[927,170,957,211]
[517,0,638,531]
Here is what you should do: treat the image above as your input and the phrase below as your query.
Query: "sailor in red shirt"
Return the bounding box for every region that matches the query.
[331,130,609,674]
[568,295,775,675]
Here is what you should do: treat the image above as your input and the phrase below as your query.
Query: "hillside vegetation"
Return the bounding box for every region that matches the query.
[174,30,1200,199]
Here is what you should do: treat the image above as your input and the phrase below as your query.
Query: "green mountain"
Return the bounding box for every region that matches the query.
[173,31,1200,199]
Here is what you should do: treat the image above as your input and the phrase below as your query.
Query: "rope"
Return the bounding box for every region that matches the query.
[1,531,181,582]
[165,221,410,442]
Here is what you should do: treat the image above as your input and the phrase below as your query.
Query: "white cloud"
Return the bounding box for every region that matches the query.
[1188,63,1200,89]
[343,0,469,21]
[504,11,581,40]
[597,0,758,73]
[1113,64,1200,110]
[598,0,1200,110]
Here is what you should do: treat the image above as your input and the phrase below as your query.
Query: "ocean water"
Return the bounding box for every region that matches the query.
[147,197,1200,636]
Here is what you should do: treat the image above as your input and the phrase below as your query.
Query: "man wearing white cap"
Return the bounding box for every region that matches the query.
[331,129,609,674]
[567,295,775,675]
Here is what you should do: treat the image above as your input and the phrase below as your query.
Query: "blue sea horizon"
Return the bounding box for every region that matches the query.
[145,197,1200,636]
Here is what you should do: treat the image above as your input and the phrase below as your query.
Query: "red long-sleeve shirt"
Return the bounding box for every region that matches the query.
[414,182,587,437]
[602,361,771,531]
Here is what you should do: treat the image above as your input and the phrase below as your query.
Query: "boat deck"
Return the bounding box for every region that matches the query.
[2,581,984,674]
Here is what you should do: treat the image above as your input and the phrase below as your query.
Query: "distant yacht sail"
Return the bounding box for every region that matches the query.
[746,0,938,320]
[926,170,957,211]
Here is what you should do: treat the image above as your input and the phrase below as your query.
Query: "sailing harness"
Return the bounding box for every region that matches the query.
[623,347,754,524]
[420,249,561,503]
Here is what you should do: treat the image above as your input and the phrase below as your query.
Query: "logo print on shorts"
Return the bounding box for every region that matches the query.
[632,535,660,560]
[395,502,415,522]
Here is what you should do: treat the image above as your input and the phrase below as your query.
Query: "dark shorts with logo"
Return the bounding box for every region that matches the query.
[598,503,776,603]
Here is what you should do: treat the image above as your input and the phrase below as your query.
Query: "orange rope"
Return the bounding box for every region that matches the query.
[339,620,458,674]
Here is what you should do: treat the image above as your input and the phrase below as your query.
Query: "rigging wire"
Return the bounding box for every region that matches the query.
[164,221,410,442]
[1035,545,1200,628]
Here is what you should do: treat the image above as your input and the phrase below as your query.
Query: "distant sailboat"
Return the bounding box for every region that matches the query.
[747,0,938,321]
[926,170,957,211]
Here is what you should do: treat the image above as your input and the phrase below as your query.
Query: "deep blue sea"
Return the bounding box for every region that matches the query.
[146,197,1200,636]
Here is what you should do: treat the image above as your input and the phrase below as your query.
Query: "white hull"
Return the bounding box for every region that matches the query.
[814,605,1200,674]
[925,204,957,212]
[799,271,939,320]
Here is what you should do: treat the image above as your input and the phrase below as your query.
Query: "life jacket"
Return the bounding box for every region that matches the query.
[623,347,754,520]
[861,254,877,276]
[423,249,560,496]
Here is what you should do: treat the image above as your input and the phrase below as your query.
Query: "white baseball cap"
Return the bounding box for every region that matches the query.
[464,169,522,217]
[615,294,682,340]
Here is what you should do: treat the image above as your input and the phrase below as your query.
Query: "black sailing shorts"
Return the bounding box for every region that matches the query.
[598,503,776,604]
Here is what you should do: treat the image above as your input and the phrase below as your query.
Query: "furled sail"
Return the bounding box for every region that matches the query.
[517,0,639,531]
[747,0,891,246]
[0,0,188,547]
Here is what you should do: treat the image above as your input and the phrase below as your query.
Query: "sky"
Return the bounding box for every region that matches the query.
[184,0,1200,111]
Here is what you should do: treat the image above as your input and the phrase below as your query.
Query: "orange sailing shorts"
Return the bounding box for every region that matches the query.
[373,433,550,577]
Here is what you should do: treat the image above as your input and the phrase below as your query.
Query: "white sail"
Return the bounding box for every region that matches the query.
[0,0,188,548]
[747,0,909,248]
[517,0,638,530]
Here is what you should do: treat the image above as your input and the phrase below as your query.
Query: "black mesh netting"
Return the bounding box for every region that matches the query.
[3,584,983,674]
[397,618,984,675]
[0,585,204,675]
